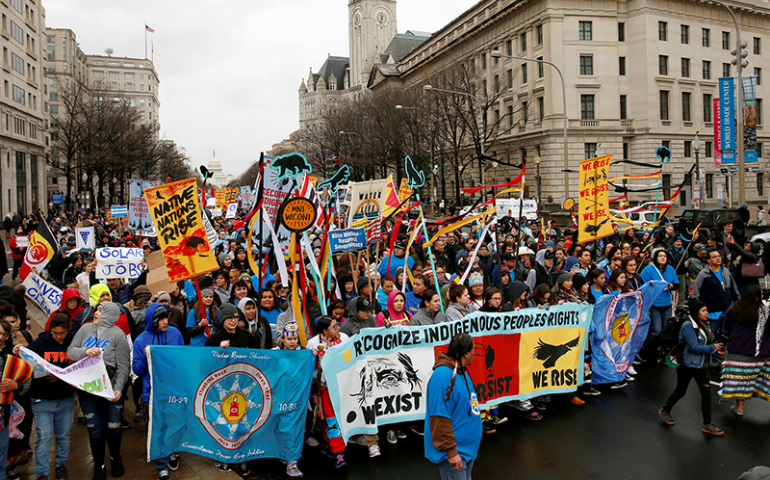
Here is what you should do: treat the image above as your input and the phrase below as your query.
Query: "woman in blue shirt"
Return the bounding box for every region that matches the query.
[640,249,679,358]
[586,269,607,304]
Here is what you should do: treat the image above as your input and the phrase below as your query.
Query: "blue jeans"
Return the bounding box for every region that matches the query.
[0,412,9,478]
[648,305,672,340]
[31,395,76,476]
[439,458,475,480]
[709,314,725,338]
[153,456,169,472]
[78,392,124,440]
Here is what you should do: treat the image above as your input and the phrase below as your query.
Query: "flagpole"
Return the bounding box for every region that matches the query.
[144,22,147,59]
[416,193,444,313]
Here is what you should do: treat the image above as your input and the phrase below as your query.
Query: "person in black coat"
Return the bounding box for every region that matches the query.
[205,304,259,349]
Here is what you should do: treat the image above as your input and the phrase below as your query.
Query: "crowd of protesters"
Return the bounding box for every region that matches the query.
[0,200,766,480]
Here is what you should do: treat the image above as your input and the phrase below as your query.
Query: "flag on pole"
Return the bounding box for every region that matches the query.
[19,219,58,280]
[145,24,155,33]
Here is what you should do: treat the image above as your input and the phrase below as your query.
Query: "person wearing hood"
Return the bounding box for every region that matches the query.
[256,288,283,339]
[375,290,411,327]
[26,313,76,480]
[237,298,272,349]
[250,260,277,291]
[68,302,131,480]
[70,283,131,337]
[340,297,378,337]
[125,285,152,339]
[507,282,529,311]
[445,284,472,323]
[186,288,220,347]
[728,241,761,292]
[132,304,183,480]
[231,246,251,274]
[45,288,83,331]
[667,236,689,308]
[410,290,448,326]
[641,248,679,355]
[63,253,84,287]
[378,241,415,283]
[526,249,557,293]
[205,304,259,351]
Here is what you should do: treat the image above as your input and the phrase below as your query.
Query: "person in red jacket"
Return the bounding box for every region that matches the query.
[8,228,27,280]
[45,289,84,331]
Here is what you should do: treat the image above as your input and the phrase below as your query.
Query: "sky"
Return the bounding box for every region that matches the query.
[45,0,475,177]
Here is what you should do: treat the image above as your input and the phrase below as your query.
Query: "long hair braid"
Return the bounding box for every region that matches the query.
[444,333,474,402]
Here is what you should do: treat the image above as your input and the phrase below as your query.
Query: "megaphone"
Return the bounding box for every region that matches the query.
[200,165,210,179]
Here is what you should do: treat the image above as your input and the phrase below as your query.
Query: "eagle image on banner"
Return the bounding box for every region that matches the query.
[590,281,668,384]
[321,303,591,443]
[578,154,614,243]
[19,219,58,280]
[144,178,219,282]
[147,346,315,463]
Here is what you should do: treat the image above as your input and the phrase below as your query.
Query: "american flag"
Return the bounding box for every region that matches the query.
[145,25,155,33]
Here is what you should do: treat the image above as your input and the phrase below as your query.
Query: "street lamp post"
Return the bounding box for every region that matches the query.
[535,155,542,201]
[491,50,569,198]
[423,85,485,190]
[693,132,702,208]
[81,172,88,211]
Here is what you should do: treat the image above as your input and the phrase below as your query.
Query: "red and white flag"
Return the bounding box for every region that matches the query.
[145,24,155,33]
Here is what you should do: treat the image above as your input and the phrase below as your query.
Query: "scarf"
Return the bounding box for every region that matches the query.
[757,306,769,357]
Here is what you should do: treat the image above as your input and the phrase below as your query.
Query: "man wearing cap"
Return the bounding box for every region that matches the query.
[345,276,382,319]
[378,241,415,282]
[514,246,535,283]
[491,252,518,287]
[340,297,378,337]
[132,303,184,480]
[526,249,556,292]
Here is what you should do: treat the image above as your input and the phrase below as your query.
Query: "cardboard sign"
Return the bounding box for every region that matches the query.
[95,247,143,279]
[23,272,63,316]
[225,203,238,219]
[279,197,317,232]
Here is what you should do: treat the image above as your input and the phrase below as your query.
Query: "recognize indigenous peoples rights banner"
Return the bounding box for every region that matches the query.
[17,347,115,400]
[95,247,143,280]
[321,303,592,442]
[22,272,62,316]
[147,346,315,463]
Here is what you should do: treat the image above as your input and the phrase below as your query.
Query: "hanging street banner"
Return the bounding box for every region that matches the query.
[720,77,736,163]
[329,228,367,253]
[578,154,614,243]
[129,179,156,232]
[144,178,219,282]
[714,98,722,165]
[147,346,315,463]
[18,347,115,400]
[75,226,95,250]
[23,272,63,317]
[321,303,591,443]
[95,247,144,280]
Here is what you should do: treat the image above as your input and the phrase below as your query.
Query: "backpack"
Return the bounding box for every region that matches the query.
[660,305,689,367]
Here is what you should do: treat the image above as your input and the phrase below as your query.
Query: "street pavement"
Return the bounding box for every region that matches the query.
[15,297,770,480]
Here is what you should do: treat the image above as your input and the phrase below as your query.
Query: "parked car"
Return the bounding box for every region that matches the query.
[678,208,745,239]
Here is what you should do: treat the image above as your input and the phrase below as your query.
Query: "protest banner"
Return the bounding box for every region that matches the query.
[144,178,219,282]
[14,237,28,248]
[397,177,413,210]
[18,347,115,400]
[52,194,64,205]
[75,226,95,250]
[128,179,156,231]
[578,154,614,243]
[215,189,226,208]
[591,281,668,384]
[328,228,367,253]
[226,188,239,204]
[95,247,143,279]
[147,346,315,463]
[22,272,62,316]
[225,202,238,219]
[348,178,388,226]
[321,303,591,442]
[19,220,57,280]
[110,205,128,217]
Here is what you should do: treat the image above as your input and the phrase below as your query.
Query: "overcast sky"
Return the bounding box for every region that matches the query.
[45,0,474,177]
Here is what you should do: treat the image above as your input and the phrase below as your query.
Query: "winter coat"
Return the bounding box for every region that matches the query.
[131,304,184,402]
[445,302,471,323]
[409,308,448,326]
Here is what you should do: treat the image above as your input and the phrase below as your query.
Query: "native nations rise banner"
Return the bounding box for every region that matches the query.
[578,154,614,243]
[144,179,219,282]
[321,303,591,442]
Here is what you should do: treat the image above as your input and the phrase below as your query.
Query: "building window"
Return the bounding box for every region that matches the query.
[12,85,24,105]
[49,105,58,114]
[520,32,527,52]
[660,90,670,120]
[662,174,672,199]
[682,92,692,121]
[10,0,21,13]
[522,101,528,124]
[684,140,692,157]
[703,60,711,80]
[758,172,764,196]
[493,75,499,92]
[704,94,713,122]
[581,94,595,120]
[659,55,668,75]
[109,72,119,79]
[507,69,513,88]
[722,31,730,50]
[10,53,23,75]
[10,21,23,44]
[705,141,713,157]
[681,25,689,44]
[585,143,597,159]
[702,28,710,47]
[49,91,57,101]
[579,21,592,41]
[755,67,762,86]
[620,95,627,119]
[706,173,714,198]
[659,21,667,41]
[481,53,486,70]
[521,64,528,84]
[537,57,544,78]
[618,22,625,42]
[536,24,543,45]
[619,56,626,76]
[623,142,629,160]
[754,37,761,55]
[482,80,488,97]
[757,99,763,125]
[506,40,512,56]
[579,55,593,75]
[538,97,544,122]
[759,143,764,158]
[723,63,731,78]
[681,58,690,77]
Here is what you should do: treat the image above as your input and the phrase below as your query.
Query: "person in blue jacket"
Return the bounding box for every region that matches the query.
[133,303,184,480]
[425,333,482,480]
[640,248,679,358]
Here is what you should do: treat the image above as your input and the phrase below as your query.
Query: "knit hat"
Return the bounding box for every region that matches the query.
[133,285,152,300]
[200,288,214,298]
[220,303,239,321]
[545,240,555,248]
[469,272,484,286]
[687,298,707,317]
[282,321,300,339]
[572,274,589,291]
[357,276,370,292]
[555,271,573,286]
[152,305,169,330]
[154,291,171,304]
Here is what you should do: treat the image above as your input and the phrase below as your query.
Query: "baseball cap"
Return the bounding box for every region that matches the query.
[356,296,375,312]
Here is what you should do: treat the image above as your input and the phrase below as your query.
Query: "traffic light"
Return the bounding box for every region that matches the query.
[433,157,439,173]
[731,40,749,70]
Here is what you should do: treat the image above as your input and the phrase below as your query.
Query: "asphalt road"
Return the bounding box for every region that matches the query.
[246,361,770,480]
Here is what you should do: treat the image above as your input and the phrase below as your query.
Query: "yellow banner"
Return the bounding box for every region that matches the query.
[226,188,238,204]
[578,154,613,243]
[215,190,226,208]
[397,177,413,212]
[144,179,219,282]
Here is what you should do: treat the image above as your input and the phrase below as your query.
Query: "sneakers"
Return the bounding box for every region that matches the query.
[569,396,585,406]
[702,423,724,436]
[55,465,68,480]
[658,409,675,425]
[35,476,48,480]
[157,470,170,480]
[335,453,347,469]
[611,381,629,390]
[368,444,381,458]
[120,417,131,430]
[731,405,744,416]
[92,465,106,480]
[410,427,425,436]
[239,462,251,476]
[482,422,497,434]
[167,454,179,471]
[386,430,397,444]
[627,366,638,376]
[110,456,124,478]
[286,461,303,477]
[633,354,643,365]
[307,436,320,447]
[491,415,508,425]
[214,462,231,472]
[133,405,144,422]
[395,430,407,440]
[583,387,601,396]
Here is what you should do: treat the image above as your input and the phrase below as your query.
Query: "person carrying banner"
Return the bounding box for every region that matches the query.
[271,321,305,477]
[132,304,184,480]
[237,298,272,349]
[339,297,377,337]
[640,249,679,360]
[25,313,75,480]
[67,302,130,480]
[425,333,482,480]
[659,297,725,435]
[375,290,411,328]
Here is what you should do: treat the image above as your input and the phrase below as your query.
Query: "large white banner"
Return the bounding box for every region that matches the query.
[18,347,115,399]
[23,272,63,316]
[95,247,143,279]
[75,226,95,250]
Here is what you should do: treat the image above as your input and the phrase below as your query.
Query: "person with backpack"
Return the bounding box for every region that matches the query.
[658,298,725,436]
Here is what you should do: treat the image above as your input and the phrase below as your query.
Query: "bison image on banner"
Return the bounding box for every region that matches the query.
[320,303,591,442]
[144,178,219,282]
[578,154,614,243]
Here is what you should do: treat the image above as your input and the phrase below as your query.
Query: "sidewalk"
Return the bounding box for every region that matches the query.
[17,298,242,480]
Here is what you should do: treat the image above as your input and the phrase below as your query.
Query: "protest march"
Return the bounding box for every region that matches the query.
[0,148,768,480]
